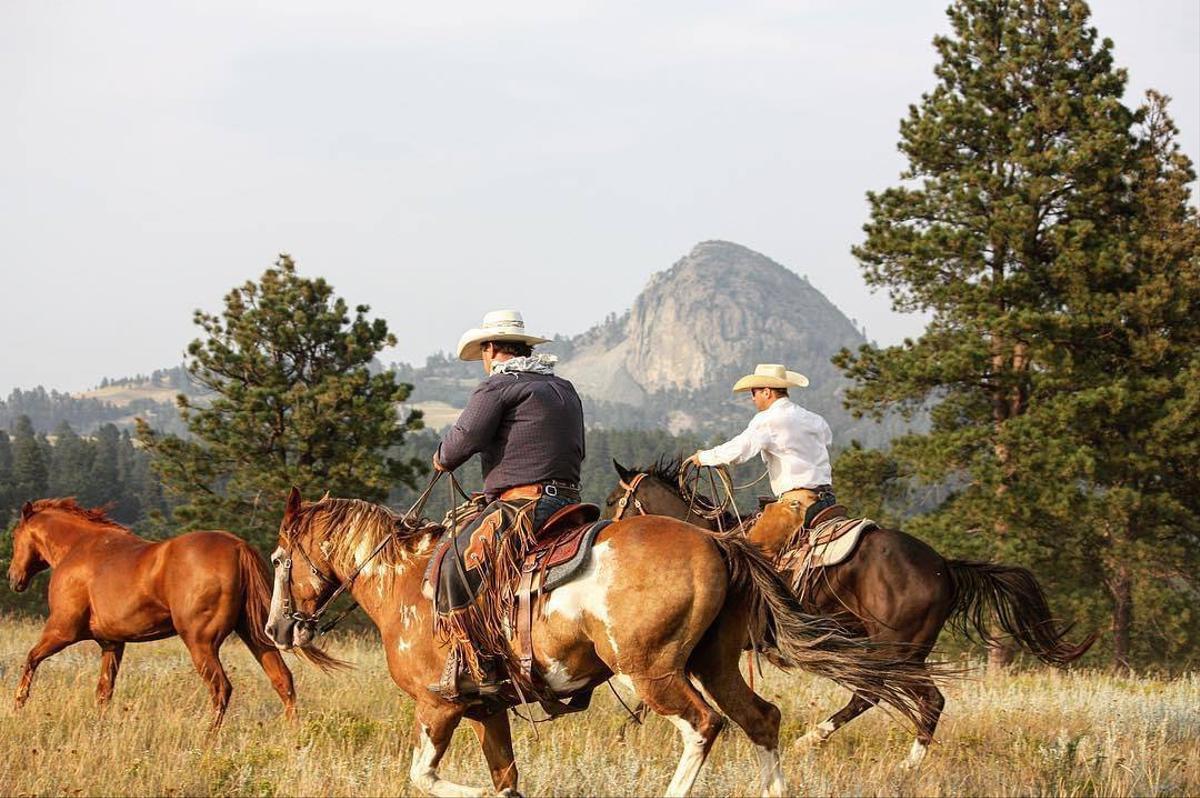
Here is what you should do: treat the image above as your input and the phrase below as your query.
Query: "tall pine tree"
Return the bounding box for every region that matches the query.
[137,256,424,547]
[833,0,1193,668]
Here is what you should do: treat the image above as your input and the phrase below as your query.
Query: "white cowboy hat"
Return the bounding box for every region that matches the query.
[731,363,810,392]
[456,309,550,361]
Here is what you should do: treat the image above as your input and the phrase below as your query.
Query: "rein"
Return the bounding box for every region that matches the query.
[281,471,449,635]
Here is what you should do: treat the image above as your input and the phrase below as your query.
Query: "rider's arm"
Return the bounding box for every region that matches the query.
[436,380,506,471]
[695,416,767,467]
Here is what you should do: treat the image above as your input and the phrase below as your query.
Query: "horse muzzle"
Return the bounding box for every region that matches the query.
[267,615,317,650]
[8,574,28,593]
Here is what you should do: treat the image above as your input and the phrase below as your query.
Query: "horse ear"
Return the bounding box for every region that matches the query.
[284,486,302,519]
[612,459,635,482]
[21,501,34,521]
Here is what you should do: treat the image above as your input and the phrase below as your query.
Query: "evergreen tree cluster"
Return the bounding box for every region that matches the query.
[834,0,1200,669]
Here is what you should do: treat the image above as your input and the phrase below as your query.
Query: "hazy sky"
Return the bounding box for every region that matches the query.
[3,1,1197,396]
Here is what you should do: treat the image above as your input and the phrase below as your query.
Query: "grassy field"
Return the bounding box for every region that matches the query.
[0,614,1195,797]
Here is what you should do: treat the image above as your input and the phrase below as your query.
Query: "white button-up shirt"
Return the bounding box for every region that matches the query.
[697,398,832,496]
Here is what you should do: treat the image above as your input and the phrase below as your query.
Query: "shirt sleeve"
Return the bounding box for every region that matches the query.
[436,380,506,470]
[697,416,767,467]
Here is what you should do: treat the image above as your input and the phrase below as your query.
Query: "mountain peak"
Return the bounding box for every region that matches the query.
[557,240,864,402]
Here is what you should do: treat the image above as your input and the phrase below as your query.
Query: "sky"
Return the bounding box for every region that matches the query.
[2,0,1197,396]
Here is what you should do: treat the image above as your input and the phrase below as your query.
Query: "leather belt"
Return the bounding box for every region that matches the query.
[499,482,582,502]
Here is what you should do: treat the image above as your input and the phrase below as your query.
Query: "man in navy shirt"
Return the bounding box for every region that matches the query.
[430,309,585,700]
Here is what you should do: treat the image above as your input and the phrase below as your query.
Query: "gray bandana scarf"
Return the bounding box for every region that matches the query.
[491,353,557,375]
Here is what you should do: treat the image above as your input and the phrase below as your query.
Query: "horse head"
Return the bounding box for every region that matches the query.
[265,486,339,651]
[604,458,727,529]
[8,501,49,592]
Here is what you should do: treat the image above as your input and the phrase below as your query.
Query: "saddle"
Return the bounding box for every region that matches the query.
[777,505,877,574]
[425,501,610,714]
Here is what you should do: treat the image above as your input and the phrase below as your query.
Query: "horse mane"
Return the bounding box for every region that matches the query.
[289,496,438,574]
[635,455,742,529]
[643,454,685,485]
[31,498,129,531]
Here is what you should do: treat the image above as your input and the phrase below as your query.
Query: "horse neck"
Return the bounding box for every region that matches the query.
[33,513,115,566]
[334,532,437,632]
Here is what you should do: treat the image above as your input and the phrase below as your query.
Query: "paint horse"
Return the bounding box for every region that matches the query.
[607,458,1097,768]
[265,487,939,797]
[6,498,340,728]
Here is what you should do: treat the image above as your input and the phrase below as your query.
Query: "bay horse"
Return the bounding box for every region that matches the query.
[264,487,941,797]
[606,458,1096,768]
[6,498,341,728]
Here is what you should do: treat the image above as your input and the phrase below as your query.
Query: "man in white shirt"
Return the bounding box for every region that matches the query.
[686,363,835,529]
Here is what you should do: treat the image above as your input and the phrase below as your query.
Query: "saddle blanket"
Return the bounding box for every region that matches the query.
[779,517,877,572]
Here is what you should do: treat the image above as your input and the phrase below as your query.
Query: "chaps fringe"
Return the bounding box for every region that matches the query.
[433,500,540,691]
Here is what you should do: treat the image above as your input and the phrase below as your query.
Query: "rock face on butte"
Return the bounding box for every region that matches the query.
[555,240,867,434]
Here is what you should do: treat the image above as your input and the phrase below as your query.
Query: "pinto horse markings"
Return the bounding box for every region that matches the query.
[265,487,938,798]
[606,458,1097,766]
[5,498,340,728]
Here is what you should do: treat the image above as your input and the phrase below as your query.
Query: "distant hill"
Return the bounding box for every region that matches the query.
[396,240,906,446]
[6,242,910,447]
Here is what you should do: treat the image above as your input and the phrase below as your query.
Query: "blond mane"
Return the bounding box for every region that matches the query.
[289,496,439,575]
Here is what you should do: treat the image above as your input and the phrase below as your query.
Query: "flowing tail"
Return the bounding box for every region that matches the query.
[706,531,949,732]
[946,560,1096,666]
[236,542,350,673]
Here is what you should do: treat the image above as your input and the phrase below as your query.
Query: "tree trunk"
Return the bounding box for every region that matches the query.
[1109,562,1133,672]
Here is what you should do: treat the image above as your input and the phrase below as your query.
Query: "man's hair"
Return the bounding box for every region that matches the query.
[754,387,789,398]
[485,340,533,358]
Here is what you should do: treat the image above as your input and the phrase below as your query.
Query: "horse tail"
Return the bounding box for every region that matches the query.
[946,559,1097,666]
[706,530,942,732]
[235,541,350,673]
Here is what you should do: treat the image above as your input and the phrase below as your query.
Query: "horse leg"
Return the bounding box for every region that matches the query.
[236,627,297,720]
[630,672,725,798]
[466,711,519,795]
[181,635,233,730]
[900,676,945,770]
[691,666,785,797]
[794,691,877,751]
[15,625,77,709]
[409,704,486,797]
[95,641,125,707]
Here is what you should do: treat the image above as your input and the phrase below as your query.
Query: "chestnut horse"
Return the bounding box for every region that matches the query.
[265,487,939,797]
[607,458,1096,768]
[6,498,339,728]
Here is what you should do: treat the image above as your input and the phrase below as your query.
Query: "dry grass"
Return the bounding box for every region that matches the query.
[1,614,1196,797]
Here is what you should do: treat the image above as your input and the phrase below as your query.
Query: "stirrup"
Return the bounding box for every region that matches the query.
[427,649,507,703]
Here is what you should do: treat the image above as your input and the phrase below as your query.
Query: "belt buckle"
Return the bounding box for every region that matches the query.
[543,484,559,497]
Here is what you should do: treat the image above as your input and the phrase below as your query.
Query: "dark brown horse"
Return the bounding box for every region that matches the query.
[607,458,1096,768]
[264,487,941,797]
[6,498,340,728]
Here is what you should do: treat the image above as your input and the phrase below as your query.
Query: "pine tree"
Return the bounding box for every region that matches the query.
[833,0,1159,667]
[10,416,48,504]
[137,255,424,547]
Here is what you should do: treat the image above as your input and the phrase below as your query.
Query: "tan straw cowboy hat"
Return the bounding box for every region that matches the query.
[731,363,810,392]
[456,309,551,361]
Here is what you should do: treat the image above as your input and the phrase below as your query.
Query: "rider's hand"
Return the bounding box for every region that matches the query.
[685,452,702,468]
[432,452,446,473]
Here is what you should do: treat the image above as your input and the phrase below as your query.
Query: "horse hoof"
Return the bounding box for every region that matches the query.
[496,789,524,798]
[793,730,827,752]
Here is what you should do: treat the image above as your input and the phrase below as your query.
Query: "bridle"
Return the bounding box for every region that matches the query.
[276,471,447,637]
[612,472,649,520]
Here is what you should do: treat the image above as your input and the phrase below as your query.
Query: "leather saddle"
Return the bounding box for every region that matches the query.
[777,507,877,573]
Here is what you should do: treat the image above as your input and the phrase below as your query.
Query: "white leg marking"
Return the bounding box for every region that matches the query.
[901,738,928,770]
[664,714,708,798]
[795,719,836,751]
[754,745,787,798]
[409,724,486,797]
